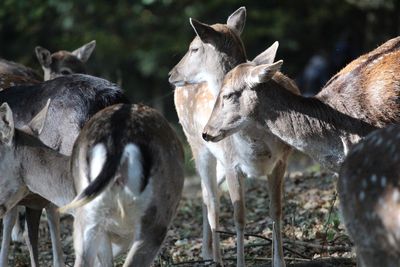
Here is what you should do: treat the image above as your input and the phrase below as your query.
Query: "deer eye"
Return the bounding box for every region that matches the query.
[60,69,72,75]
[223,91,241,100]
[190,47,199,53]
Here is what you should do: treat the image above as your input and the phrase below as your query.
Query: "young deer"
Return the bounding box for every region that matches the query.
[61,104,184,267]
[202,36,400,171]
[338,124,400,267]
[0,75,128,266]
[35,40,96,81]
[169,7,299,267]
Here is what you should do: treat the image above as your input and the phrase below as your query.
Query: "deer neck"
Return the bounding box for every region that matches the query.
[15,131,76,207]
[255,82,377,171]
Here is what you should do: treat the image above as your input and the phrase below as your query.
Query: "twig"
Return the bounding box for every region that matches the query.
[170,259,215,266]
[216,230,310,259]
[283,239,352,252]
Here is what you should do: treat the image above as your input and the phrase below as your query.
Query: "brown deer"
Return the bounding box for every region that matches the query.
[60,104,184,267]
[202,37,400,171]
[0,40,96,90]
[338,124,400,267]
[169,7,299,267]
[35,40,96,80]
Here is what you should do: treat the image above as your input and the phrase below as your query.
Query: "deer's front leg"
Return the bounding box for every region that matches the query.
[226,167,246,267]
[0,207,18,267]
[268,160,286,267]
[24,207,42,267]
[46,204,65,267]
[195,149,222,265]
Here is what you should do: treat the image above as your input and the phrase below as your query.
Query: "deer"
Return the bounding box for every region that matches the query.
[169,7,300,267]
[0,101,184,267]
[35,40,96,81]
[202,37,400,172]
[61,103,184,267]
[0,40,98,266]
[0,40,96,90]
[0,74,128,267]
[338,124,400,267]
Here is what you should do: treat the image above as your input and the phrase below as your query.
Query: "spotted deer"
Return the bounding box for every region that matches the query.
[60,104,184,267]
[0,75,128,267]
[338,124,400,267]
[202,37,400,171]
[169,7,299,267]
[0,41,98,267]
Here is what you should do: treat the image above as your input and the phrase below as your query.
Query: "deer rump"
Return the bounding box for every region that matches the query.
[0,74,130,155]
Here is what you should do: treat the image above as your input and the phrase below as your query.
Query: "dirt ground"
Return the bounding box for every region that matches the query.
[1,152,356,267]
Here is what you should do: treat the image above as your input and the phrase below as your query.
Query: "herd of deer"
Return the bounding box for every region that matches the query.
[0,5,399,267]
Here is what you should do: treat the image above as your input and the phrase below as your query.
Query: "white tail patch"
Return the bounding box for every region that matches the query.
[89,143,107,181]
[121,143,144,196]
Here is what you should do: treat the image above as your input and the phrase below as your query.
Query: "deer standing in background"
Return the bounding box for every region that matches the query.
[0,74,128,267]
[35,40,96,81]
[0,40,96,90]
[169,7,299,266]
[339,124,400,267]
[203,37,400,171]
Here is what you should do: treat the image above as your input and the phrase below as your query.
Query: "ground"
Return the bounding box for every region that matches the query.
[1,152,356,267]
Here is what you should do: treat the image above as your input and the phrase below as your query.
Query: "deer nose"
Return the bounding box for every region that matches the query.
[202,132,211,142]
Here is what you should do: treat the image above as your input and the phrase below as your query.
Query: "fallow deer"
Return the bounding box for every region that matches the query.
[338,124,400,267]
[59,103,184,267]
[169,7,299,267]
[0,40,98,266]
[35,40,96,81]
[202,37,400,171]
[0,40,96,90]
[0,74,128,266]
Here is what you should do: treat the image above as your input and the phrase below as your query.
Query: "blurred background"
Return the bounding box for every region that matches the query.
[1,0,399,172]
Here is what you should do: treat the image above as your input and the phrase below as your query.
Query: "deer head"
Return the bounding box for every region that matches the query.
[35,40,96,81]
[168,7,247,91]
[202,44,282,142]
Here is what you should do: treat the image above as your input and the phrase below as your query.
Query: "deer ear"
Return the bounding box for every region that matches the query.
[0,103,15,146]
[72,40,96,63]
[227,6,246,36]
[35,46,52,68]
[190,18,221,45]
[25,99,51,136]
[248,60,283,85]
[252,42,279,65]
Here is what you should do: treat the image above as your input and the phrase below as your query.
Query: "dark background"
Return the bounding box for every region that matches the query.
[1,0,399,128]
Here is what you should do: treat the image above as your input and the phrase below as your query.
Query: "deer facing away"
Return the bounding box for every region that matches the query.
[338,124,400,267]
[202,36,400,171]
[0,102,184,267]
[169,7,300,267]
[0,74,128,267]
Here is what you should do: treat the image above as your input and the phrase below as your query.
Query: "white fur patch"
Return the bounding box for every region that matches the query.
[90,143,107,180]
[121,143,143,196]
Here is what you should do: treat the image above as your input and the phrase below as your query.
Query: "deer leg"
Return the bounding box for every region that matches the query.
[11,207,24,243]
[73,211,100,267]
[46,204,65,267]
[268,160,287,267]
[24,207,42,267]
[94,233,112,267]
[195,151,222,265]
[0,207,18,267]
[122,222,168,267]
[226,168,246,267]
